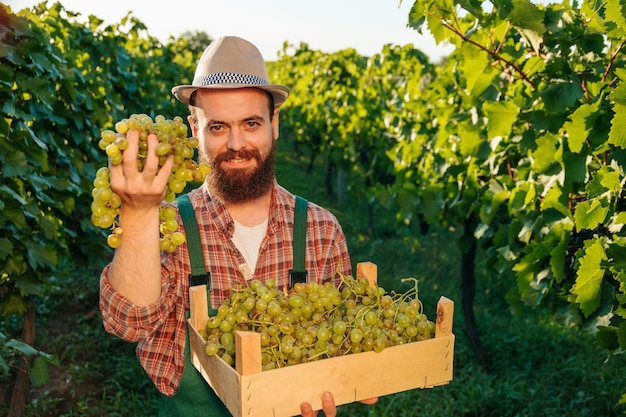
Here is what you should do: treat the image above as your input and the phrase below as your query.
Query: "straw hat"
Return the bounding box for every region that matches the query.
[172,36,290,106]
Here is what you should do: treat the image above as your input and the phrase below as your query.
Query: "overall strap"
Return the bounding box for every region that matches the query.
[176,195,211,294]
[289,195,308,288]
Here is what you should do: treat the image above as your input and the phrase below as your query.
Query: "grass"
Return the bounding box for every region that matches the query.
[1,137,626,416]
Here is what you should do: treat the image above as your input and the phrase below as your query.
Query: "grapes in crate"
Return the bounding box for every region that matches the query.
[202,274,435,370]
[91,114,210,251]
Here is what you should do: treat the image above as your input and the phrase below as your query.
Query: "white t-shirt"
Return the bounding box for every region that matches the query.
[231,218,268,280]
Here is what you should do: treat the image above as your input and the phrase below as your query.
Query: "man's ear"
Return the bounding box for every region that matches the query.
[272,108,280,140]
[187,115,198,136]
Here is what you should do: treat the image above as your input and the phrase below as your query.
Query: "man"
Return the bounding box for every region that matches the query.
[99,36,376,416]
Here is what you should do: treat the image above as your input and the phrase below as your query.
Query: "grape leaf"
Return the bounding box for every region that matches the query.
[550,225,571,283]
[619,321,626,351]
[541,82,584,114]
[608,104,626,149]
[573,238,607,317]
[562,100,602,153]
[600,169,622,193]
[30,356,51,387]
[26,243,58,269]
[0,143,28,177]
[586,166,609,198]
[581,0,608,32]
[507,0,546,34]
[562,149,588,186]
[5,338,38,356]
[595,326,619,350]
[483,100,519,139]
[574,198,609,230]
[612,80,626,105]
[531,134,559,173]
[0,237,13,261]
[540,185,572,219]
[605,0,626,32]
[458,120,482,156]
[459,46,489,93]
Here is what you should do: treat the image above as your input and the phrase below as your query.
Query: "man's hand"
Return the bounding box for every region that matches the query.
[109,129,173,210]
[300,392,378,417]
[300,391,336,417]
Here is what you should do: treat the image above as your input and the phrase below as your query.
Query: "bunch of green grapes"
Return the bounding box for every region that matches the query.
[201,274,435,370]
[91,114,210,251]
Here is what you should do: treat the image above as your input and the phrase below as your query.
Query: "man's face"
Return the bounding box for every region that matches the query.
[189,88,279,203]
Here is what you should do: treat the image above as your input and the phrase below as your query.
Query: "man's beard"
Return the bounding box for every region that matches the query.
[206,141,276,204]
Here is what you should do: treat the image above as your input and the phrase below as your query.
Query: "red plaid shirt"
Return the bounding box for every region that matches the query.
[99,182,352,395]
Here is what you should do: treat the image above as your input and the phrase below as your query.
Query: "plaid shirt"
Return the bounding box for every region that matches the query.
[99,181,352,396]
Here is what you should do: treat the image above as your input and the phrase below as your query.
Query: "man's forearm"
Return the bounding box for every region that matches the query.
[107,206,163,306]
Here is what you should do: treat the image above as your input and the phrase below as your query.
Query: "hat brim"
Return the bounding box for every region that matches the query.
[172,84,290,107]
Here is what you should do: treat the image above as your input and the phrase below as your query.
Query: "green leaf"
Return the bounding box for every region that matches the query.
[483,100,520,139]
[562,151,588,185]
[459,47,490,94]
[619,321,626,351]
[30,356,50,387]
[0,141,29,177]
[0,355,8,373]
[550,225,572,283]
[574,198,609,230]
[458,120,482,156]
[595,326,619,350]
[562,100,602,153]
[15,274,46,297]
[608,103,626,149]
[599,168,622,193]
[581,0,606,32]
[0,238,13,261]
[531,134,560,173]
[612,80,626,105]
[507,0,547,34]
[540,185,573,220]
[541,82,584,114]
[605,0,626,32]
[513,243,552,306]
[5,339,38,356]
[26,244,58,269]
[586,166,609,198]
[572,238,607,317]
[522,55,546,77]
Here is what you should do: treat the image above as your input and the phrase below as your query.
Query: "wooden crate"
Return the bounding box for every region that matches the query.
[188,262,454,417]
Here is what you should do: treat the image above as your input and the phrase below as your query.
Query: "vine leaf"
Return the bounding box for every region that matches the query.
[563,101,602,153]
[573,238,606,317]
[604,0,626,33]
[608,104,626,149]
[507,0,546,34]
[574,198,610,230]
[484,100,519,139]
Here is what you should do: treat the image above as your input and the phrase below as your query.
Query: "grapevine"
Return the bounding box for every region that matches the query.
[90,114,210,251]
[201,274,435,370]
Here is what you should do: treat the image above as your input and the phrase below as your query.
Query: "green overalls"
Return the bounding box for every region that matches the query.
[157,194,308,416]
[157,324,231,416]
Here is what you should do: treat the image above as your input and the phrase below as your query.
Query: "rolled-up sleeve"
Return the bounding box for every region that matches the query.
[99,263,174,342]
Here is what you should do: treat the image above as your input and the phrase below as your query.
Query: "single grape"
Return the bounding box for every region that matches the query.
[106,234,122,249]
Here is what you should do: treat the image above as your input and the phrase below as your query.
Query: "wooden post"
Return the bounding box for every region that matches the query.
[356,261,378,287]
[189,284,209,331]
[235,331,262,375]
[435,296,454,338]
